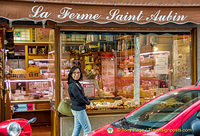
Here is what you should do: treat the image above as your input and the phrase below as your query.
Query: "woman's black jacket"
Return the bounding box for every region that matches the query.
[68,81,90,111]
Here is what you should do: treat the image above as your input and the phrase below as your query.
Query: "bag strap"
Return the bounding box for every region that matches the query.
[74,82,85,95]
[75,82,82,90]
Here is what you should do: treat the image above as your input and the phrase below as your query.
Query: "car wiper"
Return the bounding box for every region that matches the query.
[111,117,130,129]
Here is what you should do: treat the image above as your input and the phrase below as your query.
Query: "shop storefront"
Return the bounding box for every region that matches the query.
[0,0,200,136]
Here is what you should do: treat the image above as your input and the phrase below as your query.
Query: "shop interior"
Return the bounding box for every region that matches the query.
[2,28,192,123]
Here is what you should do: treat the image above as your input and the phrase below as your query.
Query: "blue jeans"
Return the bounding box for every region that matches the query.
[71,109,92,136]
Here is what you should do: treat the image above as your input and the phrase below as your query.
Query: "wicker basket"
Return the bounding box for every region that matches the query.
[11,69,27,79]
[27,65,40,79]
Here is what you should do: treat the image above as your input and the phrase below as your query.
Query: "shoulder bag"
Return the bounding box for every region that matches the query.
[57,99,73,117]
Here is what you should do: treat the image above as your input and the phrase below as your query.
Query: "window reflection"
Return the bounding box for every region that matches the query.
[60,32,191,110]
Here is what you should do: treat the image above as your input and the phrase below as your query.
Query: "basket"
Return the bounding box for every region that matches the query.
[27,65,40,79]
[11,69,27,79]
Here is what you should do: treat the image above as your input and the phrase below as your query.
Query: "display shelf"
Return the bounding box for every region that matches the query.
[118,62,155,69]
[11,100,51,104]
[7,78,53,126]
[119,64,134,69]
[14,109,50,113]
[87,108,134,114]
[117,35,133,40]
[5,79,54,82]
[141,62,155,66]
[116,77,158,81]
[14,42,54,45]
[85,62,94,65]
[61,41,84,45]
[39,67,48,70]
[140,77,159,81]
[25,43,49,70]
[28,55,48,60]
[116,77,134,80]
[5,78,54,102]
[85,40,115,45]
[28,54,48,56]
[59,108,134,117]
[117,48,134,56]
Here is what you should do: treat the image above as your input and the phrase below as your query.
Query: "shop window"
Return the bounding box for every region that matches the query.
[5,28,55,102]
[139,34,191,104]
[60,32,192,112]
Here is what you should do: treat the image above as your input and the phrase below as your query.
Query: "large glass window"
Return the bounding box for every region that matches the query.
[139,34,191,104]
[60,32,191,111]
[5,28,55,103]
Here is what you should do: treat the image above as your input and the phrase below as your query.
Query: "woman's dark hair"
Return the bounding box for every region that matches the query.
[67,66,83,84]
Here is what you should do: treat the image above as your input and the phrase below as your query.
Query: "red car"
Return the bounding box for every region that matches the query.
[89,84,200,136]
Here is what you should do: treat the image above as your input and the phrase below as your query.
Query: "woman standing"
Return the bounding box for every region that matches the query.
[68,66,92,136]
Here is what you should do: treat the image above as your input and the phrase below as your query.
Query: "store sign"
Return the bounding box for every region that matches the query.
[1,1,200,24]
[29,6,187,23]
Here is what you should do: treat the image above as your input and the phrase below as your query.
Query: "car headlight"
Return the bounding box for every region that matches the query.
[7,122,21,136]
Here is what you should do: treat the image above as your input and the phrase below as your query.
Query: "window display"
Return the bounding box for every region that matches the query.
[5,79,54,101]
[5,28,55,115]
[60,32,191,112]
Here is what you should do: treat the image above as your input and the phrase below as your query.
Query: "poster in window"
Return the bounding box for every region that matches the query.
[82,83,95,97]
[155,55,168,74]
[36,28,50,42]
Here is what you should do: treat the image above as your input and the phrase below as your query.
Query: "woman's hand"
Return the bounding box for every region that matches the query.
[90,102,94,108]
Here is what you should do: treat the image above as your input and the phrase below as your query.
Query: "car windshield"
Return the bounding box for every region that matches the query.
[112,90,200,131]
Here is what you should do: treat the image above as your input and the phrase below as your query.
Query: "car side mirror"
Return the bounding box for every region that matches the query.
[191,120,200,136]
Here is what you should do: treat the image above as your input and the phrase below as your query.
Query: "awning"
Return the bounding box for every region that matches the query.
[1,1,200,25]
[6,0,200,6]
